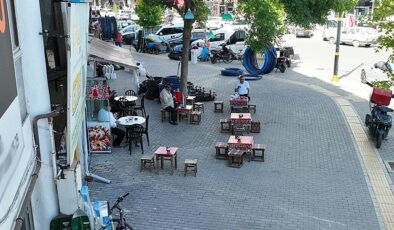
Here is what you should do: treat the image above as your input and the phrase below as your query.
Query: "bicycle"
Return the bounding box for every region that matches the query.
[100,193,133,230]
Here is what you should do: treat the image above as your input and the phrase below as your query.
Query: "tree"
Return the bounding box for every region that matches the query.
[238,0,285,51]
[237,0,357,53]
[372,0,394,90]
[142,0,208,94]
[135,1,163,28]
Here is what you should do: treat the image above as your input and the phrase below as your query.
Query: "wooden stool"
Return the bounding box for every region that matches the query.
[248,104,256,114]
[186,96,196,106]
[193,102,204,113]
[220,118,230,132]
[184,159,197,176]
[190,111,202,124]
[251,144,266,161]
[161,109,170,122]
[214,101,224,113]
[251,121,261,133]
[215,142,228,159]
[228,149,244,168]
[140,155,155,171]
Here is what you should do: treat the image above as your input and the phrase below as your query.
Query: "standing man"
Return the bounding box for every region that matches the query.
[235,75,250,101]
[160,84,178,125]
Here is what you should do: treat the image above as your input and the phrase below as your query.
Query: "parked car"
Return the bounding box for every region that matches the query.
[325,27,378,47]
[146,23,184,45]
[361,61,393,90]
[120,24,140,45]
[295,27,313,38]
[117,20,135,30]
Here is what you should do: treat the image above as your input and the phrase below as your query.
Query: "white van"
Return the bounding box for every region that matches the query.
[209,27,247,53]
[147,23,184,45]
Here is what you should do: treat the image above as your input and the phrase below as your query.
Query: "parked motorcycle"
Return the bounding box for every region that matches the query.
[210,49,232,64]
[365,88,393,148]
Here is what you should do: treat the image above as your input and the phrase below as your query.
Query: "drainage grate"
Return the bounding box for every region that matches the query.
[384,161,394,173]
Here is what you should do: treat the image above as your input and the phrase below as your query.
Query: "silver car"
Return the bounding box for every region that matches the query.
[327,27,378,47]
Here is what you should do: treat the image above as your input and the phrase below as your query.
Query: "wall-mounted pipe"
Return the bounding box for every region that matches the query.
[14,109,60,230]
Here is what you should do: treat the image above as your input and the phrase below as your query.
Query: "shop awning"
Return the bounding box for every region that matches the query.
[88,37,138,68]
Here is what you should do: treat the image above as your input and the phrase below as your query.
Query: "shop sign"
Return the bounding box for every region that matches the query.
[66,2,89,164]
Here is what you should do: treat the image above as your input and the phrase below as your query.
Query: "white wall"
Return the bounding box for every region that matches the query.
[16,0,59,229]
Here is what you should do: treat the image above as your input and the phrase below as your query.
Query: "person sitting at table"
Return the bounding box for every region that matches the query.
[98,103,125,147]
[235,75,250,101]
[160,84,178,125]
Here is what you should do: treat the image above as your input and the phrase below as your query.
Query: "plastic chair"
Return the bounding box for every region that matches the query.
[142,115,150,146]
[125,89,136,96]
[132,94,146,117]
[128,124,144,155]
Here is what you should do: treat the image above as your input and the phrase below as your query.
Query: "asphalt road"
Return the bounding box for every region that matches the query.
[292,28,392,105]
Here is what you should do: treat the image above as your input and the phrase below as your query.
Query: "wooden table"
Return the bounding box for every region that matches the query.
[230,97,249,112]
[230,97,248,106]
[228,136,254,167]
[228,135,254,150]
[176,105,193,123]
[155,147,178,174]
[230,113,252,134]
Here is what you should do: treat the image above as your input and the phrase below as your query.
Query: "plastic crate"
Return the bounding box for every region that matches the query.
[370,88,392,106]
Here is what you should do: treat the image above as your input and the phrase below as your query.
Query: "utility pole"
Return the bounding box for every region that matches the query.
[331,13,342,82]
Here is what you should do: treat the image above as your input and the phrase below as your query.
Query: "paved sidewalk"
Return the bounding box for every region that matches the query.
[89,52,382,229]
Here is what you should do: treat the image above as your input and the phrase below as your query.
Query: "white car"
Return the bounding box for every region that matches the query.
[147,23,184,45]
[361,61,394,89]
[325,27,378,47]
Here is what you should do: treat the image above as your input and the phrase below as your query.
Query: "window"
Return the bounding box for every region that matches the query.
[159,28,172,35]
[7,0,19,49]
[172,27,183,34]
[210,33,225,42]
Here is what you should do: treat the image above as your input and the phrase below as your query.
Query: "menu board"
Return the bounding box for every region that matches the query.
[87,122,112,153]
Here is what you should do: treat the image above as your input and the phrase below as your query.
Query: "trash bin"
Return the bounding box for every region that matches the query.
[50,214,73,230]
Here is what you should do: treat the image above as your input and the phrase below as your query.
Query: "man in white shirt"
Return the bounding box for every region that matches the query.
[160,84,178,125]
[98,105,125,146]
[235,75,250,101]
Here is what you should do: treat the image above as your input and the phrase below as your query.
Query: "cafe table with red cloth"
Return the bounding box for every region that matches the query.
[155,146,178,174]
[230,113,252,124]
[228,135,254,150]
[230,96,248,106]
[175,105,193,123]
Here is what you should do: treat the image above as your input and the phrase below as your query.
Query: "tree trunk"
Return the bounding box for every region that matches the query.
[180,19,193,94]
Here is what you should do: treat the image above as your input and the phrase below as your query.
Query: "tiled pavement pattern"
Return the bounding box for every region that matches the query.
[89,51,383,229]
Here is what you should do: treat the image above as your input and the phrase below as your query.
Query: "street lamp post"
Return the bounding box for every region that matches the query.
[331,14,342,82]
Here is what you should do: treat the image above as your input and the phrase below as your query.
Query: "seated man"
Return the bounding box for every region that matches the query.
[98,104,125,147]
[160,84,178,125]
[235,75,250,101]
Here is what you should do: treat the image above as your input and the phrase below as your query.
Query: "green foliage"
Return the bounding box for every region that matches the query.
[238,0,285,51]
[135,0,163,27]
[372,0,394,90]
[280,0,357,27]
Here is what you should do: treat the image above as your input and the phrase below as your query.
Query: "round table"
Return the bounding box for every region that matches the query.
[114,96,138,102]
[117,116,146,126]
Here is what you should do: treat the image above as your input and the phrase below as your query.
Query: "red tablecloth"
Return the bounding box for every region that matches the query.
[230,97,248,106]
[228,136,254,150]
[155,146,178,156]
[230,113,252,124]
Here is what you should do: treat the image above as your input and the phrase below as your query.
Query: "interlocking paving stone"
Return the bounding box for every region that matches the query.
[88,51,381,229]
